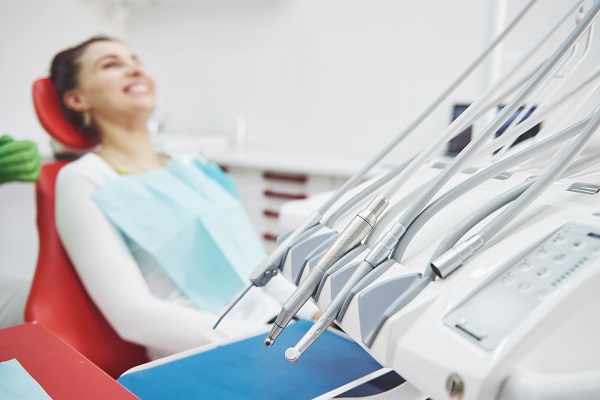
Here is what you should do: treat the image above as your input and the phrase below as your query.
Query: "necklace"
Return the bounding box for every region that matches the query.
[98,151,170,175]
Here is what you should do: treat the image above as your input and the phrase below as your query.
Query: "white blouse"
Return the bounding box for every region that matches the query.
[56,153,315,360]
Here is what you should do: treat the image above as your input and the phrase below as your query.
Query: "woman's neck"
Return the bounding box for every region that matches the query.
[96,123,168,174]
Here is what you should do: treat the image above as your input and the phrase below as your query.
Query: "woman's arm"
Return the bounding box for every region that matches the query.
[55,163,259,356]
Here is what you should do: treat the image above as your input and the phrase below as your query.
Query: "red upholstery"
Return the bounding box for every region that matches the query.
[25,78,149,378]
[32,78,99,150]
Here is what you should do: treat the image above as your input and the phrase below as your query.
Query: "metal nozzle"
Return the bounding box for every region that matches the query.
[284,311,333,364]
[285,347,301,363]
[264,267,325,347]
[430,235,484,279]
[283,260,377,362]
[264,322,285,347]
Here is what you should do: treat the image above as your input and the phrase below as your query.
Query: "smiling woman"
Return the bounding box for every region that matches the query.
[49,36,317,360]
[51,36,162,172]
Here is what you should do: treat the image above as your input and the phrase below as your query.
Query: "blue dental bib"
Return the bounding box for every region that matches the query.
[92,158,265,313]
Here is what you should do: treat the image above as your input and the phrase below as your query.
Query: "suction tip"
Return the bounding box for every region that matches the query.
[285,347,301,363]
[264,337,274,347]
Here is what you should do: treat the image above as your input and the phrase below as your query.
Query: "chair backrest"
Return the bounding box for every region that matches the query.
[31,77,99,150]
[25,78,148,378]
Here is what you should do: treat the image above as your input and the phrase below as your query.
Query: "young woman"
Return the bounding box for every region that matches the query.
[52,36,315,359]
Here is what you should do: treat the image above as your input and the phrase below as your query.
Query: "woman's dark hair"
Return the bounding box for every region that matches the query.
[50,36,115,141]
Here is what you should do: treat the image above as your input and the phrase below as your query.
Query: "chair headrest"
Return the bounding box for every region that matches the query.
[32,77,99,150]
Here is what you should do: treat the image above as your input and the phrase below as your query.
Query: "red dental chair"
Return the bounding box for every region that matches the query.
[24,78,149,379]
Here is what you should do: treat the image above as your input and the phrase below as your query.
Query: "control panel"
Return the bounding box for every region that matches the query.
[443,223,600,350]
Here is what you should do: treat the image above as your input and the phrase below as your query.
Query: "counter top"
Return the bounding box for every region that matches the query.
[153,134,393,177]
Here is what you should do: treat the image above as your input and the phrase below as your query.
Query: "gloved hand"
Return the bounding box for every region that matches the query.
[0,135,42,183]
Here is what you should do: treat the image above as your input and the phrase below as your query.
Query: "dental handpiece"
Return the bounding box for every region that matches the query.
[264,195,389,347]
[285,221,407,361]
[285,260,375,363]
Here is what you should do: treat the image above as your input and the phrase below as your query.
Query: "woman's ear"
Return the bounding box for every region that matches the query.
[63,90,90,113]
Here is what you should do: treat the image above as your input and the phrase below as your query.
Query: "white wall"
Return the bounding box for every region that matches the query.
[0,0,127,280]
[126,0,489,163]
[125,0,600,162]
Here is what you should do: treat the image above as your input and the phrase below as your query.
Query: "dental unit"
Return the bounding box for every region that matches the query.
[223,1,600,399]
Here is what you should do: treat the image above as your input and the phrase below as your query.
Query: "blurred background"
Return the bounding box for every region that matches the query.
[1,0,597,285]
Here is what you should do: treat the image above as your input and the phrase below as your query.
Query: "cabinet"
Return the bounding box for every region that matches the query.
[223,166,346,252]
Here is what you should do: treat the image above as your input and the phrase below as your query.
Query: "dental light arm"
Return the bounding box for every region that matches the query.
[432,106,600,279]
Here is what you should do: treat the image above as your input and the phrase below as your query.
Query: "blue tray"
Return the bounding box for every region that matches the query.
[118,320,382,400]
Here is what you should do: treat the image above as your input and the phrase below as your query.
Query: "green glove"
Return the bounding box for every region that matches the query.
[0,134,42,183]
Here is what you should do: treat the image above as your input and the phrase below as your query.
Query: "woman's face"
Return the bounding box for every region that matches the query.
[66,40,156,126]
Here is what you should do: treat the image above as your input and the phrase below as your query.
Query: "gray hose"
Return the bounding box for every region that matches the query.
[479,110,600,245]
[323,157,413,227]
[366,0,600,274]
[391,115,593,262]
[311,0,541,219]
[431,130,600,280]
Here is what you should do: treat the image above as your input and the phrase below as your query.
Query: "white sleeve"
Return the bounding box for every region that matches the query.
[55,164,258,356]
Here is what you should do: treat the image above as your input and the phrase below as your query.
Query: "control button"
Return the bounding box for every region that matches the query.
[567,182,600,195]
[518,260,532,271]
[571,240,585,250]
[536,288,556,300]
[552,234,566,244]
[518,281,533,292]
[536,268,550,278]
[494,171,512,180]
[536,247,550,258]
[501,273,516,285]
[553,254,567,263]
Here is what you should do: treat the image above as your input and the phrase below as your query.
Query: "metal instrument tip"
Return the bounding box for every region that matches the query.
[285,347,301,363]
[213,284,253,329]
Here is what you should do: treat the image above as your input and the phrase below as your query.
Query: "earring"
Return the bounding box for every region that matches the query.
[83,111,92,128]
